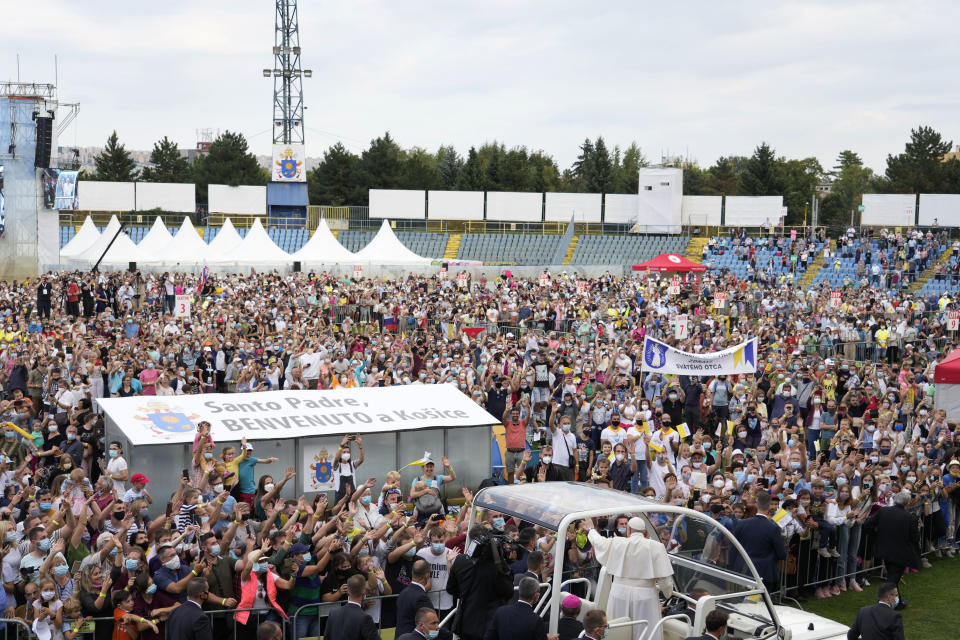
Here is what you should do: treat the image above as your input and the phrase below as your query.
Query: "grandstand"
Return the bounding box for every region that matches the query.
[568,235,687,265]
[704,236,824,282]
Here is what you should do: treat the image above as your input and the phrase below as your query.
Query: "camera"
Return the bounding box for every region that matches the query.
[465,529,521,575]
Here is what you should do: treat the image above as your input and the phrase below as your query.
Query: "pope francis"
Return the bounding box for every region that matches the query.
[583,516,675,640]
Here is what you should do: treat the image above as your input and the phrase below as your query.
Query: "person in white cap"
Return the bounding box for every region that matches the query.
[581,515,674,640]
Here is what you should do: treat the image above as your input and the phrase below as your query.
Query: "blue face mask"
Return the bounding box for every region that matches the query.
[39,502,52,511]
[431,543,445,555]
[403,547,417,559]
[703,442,711,450]
[109,450,119,458]
[790,461,802,470]
[427,631,440,640]
[765,476,776,484]
[109,548,118,557]
[146,584,158,594]
[788,439,796,447]
[734,471,745,483]
[880,447,891,455]
[617,527,626,536]
[125,559,138,571]
[204,452,213,460]
[38,539,51,552]
[53,565,69,578]
[210,545,221,557]
[5,532,16,542]
[254,562,268,573]
[303,553,312,563]
[360,496,372,506]
[492,517,505,529]
[230,550,240,561]
[746,474,756,483]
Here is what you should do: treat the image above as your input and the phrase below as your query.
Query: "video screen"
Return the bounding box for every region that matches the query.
[55,170,79,210]
[43,168,60,209]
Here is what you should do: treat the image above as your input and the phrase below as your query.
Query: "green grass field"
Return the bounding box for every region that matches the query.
[794,553,959,639]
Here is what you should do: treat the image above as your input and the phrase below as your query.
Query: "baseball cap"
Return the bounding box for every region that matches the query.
[131,473,150,484]
[288,543,311,555]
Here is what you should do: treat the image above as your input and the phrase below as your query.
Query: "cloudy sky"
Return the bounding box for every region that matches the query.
[4,0,959,171]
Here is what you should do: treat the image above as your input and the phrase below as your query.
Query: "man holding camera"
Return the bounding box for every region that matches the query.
[446,525,515,640]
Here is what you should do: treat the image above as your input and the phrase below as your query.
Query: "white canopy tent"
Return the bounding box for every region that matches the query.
[352,219,432,265]
[136,217,175,258]
[155,217,212,266]
[89,232,145,265]
[219,218,291,265]
[69,215,125,264]
[205,218,244,264]
[59,216,102,260]
[292,219,357,264]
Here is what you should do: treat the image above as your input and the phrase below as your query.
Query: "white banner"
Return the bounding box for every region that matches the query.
[830,292,841,308]
[174,294,191,318]
[271,143,306,182]
[540,273,549,286]
[949,310,960,331]
[353,265,362,279]
[714,292,726,308]
[98,385,497,446]
[640,337,758,375]
[303,441,340,492]
[675,314,689,340]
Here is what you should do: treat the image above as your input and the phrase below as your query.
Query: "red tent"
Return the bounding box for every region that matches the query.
[934,348,960,383]
[632,253,707,272]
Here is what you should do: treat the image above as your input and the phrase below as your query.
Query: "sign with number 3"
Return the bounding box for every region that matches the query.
[175,294,191,318]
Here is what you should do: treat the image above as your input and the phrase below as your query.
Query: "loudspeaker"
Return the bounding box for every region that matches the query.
[293,261,302,273]
[442,262,449,270]
[128,262,137,272]
[34,117,53,169]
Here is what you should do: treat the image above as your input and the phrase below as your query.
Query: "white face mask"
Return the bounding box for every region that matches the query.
[264,483,275,492]
[713,479,725,489]
[341,453,351,462]
[213,483,224,493]
[541,456,552,465]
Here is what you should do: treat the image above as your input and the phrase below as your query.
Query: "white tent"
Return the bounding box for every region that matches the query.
[89,232,145,265]
[156,217,212,266]
[136,217,174,257]
[59,216,102,259]
[70,215,124,264]
[292,219,356,264]
[205,218,244,263]
[219,218,291,265]
[352,219,432,265]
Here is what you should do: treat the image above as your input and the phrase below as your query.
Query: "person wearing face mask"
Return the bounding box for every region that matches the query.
[547,410,578,481]
[863,491,919,610]
[333,436,365,503]
[397,607,442,640]
[770,383,800,420]
[848,581,905,640]
[415,528,456,618]
[103,441,130,496]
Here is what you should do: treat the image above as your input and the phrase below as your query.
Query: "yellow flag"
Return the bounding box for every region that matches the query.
[771,508,788,524]
[727,420,735,436]
[648,441,664,453]
[676,423,690,439]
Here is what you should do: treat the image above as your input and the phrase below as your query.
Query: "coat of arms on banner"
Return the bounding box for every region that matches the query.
[304,443,337,491]
[644,341,668,369]
[272,144,306,182]
[133,401,201,440]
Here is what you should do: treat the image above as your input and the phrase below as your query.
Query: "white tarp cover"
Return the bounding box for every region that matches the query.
[353,219,432,265]
[135,182,196,212]
[209,185,267,215]
[89,231,145,265]
[427,190,484,220]
[69,215,122,263]
[369,189,426,219]
[918,194,960,227]
[862,194,915,227]
[220,218,291,264]
[292,219,357,264]
[205,218,244,263]
[604,194,639,224]
[682,196,722,226]
[724,196,784,226]
[637,168,683,233]
[156,217,211,265]
[78,181,135,211]
[136,217,174,257]
[60,216,101,259]
[544,192,602,222]
[485,192,543,221]
[98,384,497,446]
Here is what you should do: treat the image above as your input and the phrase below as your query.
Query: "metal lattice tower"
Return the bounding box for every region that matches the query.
[263,0,312,145]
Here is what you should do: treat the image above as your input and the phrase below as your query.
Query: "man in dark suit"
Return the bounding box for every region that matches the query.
[166,578,213,640]
[509,529,538,574]
[396,608,440,640]
[685,609,728,640]
[732,492,786,592]
[864,492,919,609]
[484,577,549,640]
[325,575,381,640]
[512,551,544,602]
[397,560,436,637]
[581,610,607,640]
[447,526,516,640]
[847,582,905,640]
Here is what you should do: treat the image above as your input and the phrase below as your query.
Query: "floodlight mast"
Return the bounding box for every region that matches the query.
[264,0,312,145]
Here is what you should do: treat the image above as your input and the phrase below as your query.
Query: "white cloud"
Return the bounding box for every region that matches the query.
[3,0,959,174]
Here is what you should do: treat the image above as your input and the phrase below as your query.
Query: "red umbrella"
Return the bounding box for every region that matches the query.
[632,253,707,272]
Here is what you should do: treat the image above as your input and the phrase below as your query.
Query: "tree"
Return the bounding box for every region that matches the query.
[401,147,441,190]
[435,145,462,190]
[307,142,362,205]
[359,132,406,197]
[587,137,614,193]
[93,131,139,182]
[833,150,863,172]
[830,155,873,224]
[706,157,741,195]
[881,125,958,193]
[455,147,484,191]
[192,131,265,204]
[779,157,823,225]
[140,136,192,183]
[615,143,646,193]
[739,143,783,196]
[570,138,595,192]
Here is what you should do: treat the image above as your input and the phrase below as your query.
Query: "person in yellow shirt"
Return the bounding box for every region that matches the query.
[222,437,249,491]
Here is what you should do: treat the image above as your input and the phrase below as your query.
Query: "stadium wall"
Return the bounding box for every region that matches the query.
[918,194,960,227]
[209,185,267,215]
[861,194,916,226]
[136,182,196,212]
[369,189,425,219]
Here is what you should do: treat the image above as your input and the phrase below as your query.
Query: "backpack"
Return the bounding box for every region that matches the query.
[416,492,444,515]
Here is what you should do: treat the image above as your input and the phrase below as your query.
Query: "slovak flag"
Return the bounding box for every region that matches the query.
[384,315,398,332]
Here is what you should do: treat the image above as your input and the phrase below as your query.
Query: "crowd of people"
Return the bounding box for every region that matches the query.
[0,226,957,639]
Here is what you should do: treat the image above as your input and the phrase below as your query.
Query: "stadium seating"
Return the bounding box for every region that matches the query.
[338,231,448,259]
[703,236,823,282]
[567,235,688,265]
[455,233,566,265]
